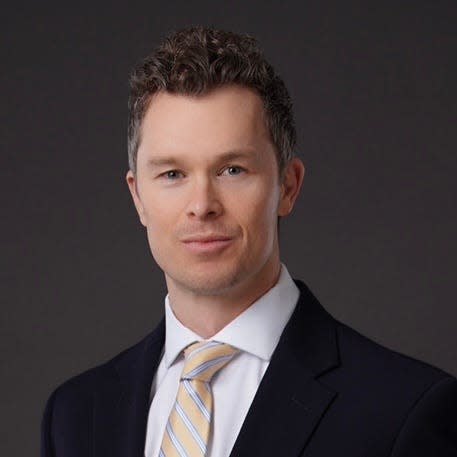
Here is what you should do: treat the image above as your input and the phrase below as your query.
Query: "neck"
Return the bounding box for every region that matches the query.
[166,261,281,339]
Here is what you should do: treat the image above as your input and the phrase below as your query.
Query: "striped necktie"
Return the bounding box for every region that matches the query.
[160,341,239,457]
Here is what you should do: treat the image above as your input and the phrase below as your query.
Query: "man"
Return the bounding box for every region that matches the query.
[41,27,457,457]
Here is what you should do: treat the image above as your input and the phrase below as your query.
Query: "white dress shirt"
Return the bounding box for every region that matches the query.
[144,264,300,457]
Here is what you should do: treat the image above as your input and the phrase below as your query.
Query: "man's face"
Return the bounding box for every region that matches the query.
[127,85,302,298]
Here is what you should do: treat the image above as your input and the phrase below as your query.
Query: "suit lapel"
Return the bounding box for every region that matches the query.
[93,318,165,457]
[230,281,340,457]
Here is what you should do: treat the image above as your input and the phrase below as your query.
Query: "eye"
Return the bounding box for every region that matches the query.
[222,165,244,176]
[160,170,183,179]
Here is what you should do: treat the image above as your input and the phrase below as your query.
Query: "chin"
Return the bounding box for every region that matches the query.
[169,265,245,296]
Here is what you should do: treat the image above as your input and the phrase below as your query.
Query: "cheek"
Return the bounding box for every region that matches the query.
[233,185,279,236]
[144,216,176,269]
[142,201,177,246]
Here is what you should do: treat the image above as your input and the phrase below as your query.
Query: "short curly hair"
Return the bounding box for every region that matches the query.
[128,26,296,175]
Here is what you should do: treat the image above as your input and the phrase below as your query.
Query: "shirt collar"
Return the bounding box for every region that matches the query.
[163,264,299,368]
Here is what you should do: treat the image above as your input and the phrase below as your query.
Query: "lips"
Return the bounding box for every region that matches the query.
[181,234,233,254]
[182,235,232,243]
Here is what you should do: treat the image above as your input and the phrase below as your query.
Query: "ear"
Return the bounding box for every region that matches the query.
[126,170,147,226]
[278,158,305,216]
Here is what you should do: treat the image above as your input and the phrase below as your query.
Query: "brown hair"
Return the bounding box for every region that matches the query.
[128,26,296,175]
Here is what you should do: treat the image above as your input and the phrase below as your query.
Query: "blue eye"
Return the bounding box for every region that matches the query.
[162,170,182,179]
[224,166,243,176]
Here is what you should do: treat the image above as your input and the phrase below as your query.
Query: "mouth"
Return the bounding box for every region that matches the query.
[181,235,234,254]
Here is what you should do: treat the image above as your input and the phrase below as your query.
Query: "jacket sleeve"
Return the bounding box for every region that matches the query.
[390,375,457,456]
[41,389,58,457]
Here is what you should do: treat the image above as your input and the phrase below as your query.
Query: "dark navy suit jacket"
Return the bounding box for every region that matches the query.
[41,281,457,456]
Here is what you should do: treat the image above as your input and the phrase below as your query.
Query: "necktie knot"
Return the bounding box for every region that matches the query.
[182,341,239,383]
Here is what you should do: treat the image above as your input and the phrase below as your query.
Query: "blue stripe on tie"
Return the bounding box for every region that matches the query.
[185,354,234,379]
[183,380,211,422]
[175,401,207,454]
[166,422,188,457]
[187,341,221,359]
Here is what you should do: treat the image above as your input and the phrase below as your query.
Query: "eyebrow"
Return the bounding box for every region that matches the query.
[146,157,180,168]
[145,149,259,169]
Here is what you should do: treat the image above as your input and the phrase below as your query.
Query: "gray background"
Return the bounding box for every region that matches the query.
[1,1,456,455]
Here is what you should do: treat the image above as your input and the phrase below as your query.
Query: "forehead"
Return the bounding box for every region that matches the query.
[137,85,272,160]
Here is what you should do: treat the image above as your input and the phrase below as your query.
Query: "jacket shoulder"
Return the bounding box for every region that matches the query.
[335,321,452,384]
[326,320,456,426]
[46,329,158,407]
[41,325,164,456]
[310,320,457,455]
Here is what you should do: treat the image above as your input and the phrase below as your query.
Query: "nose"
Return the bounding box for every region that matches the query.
[185,176,223,220]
